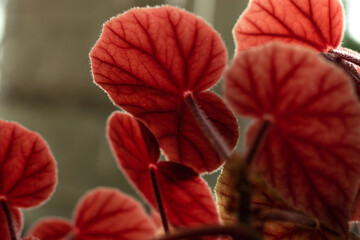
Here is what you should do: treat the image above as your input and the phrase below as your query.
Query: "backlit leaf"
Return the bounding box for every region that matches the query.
[74,187,156,240]
[91,6,238,173]
[27,218,73,240]
[225,43,360,234]
[0,120,57,208]
[108,112,220,227]
[28,188,156,240]
[233,0,343,53]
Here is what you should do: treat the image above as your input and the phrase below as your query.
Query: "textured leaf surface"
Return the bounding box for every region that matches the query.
[225,43,360,234]
[74,187,156,240]
[91,6,238,173]
[0,120,57,208]
[233,0,343,53]
[108,112,220,227]
[0,206,22,240]
[27,218,73,240]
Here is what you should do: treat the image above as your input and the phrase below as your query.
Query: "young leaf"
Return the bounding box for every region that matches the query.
[224,42,360,234]
[27,218,73,240]
[0,206,22,240]
[28,188,156,240]
[233,0,343,53]
[0,120,57,208]
[108,112,220,227]
[90,6,238,173]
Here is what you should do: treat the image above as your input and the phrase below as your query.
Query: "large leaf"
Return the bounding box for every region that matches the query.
[27,218,73,240]
[108,112,220,227]
[0,120,57,208]
[91,6,238,173]
[224,42,360,234]
[233,0,343,53]
[28,188,156,240]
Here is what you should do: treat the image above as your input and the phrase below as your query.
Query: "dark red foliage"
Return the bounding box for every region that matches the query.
[108,112,220,227]
[225,43,360,234]
[27,218,72,240]
[233,0,343,53]
[90,5,238,173]
[28,187,156,240]
[0,120,57,208]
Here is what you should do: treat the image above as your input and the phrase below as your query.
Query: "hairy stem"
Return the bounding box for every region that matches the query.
[150,167,169,234]
[330,49,360,67]
[0,199,18,240]
[155,224,262,240]
[185,93,232,160]
[237,120,270,224]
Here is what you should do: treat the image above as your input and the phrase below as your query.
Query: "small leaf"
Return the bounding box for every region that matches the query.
[225,42,360,234]
[27,218,73,240]
[74,187,156,239]
[0,206,22,240]
[91,6,238,173]
[108,112,220,227]
[233,0,344,53]
[0,120,57,208]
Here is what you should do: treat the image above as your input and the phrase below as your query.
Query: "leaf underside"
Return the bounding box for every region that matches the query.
[0,120,57,208]
[225,42,360,234]
[91,6,238,173]
[233,0,343,53]
[108,112,220,228]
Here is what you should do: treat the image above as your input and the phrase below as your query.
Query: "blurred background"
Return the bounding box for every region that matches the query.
[0,0,358,234]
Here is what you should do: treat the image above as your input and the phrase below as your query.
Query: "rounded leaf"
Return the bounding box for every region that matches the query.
[0,120,57,208]
[27,217,73,240]
[91,6,238,173]
[233,0,344,53]
[74,187,156,240]
[225,42,360,234]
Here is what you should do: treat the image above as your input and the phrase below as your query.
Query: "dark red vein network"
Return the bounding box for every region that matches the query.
[0,120,57,208]
[225,43,360,234]
[108,112,220,228]
[233,0,343,53]
[90,5,238,173]
[28,188,156,240]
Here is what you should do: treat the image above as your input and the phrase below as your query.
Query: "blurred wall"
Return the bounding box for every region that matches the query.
[0,0,249,233]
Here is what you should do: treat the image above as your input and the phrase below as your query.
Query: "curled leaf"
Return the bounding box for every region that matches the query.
[0,120,57,208]
[91,6,238,173]
[108,112,220,227]
[225,42,360,234]
[233,0,344,53]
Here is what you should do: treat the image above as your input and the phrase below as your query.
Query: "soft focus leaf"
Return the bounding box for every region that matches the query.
[73,187,156,240]
[91,6,238,173]
[27,217,73,240]
[22,237,40,240]
[233,0,343,53]
[0,120,57,208]
[0,206,22,240]
[108,112,220,227]
[225,42,360,234]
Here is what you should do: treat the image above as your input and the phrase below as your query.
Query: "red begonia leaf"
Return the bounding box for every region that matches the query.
[0,206,22,240]
[73,187,156,240]
[233,0,344,53]
[22,237,40,240]
[0,120,57,208]
[90,5,238,173]
[27,217,73,240]
[108,112,220,227]
[225,43,360,234]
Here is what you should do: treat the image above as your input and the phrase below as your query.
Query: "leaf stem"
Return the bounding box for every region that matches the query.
[0,199,18,240]
[185,93,232,160]
[154,224,262,240]
[237,120,270,224]
[150,167,169,234]
[329,49,360,67]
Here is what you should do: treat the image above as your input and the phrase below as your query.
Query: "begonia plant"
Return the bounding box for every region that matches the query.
[2,0,360,239]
